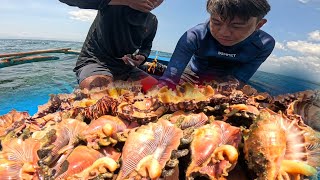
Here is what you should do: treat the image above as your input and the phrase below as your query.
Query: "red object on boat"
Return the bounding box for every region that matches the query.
[140,76,159,92]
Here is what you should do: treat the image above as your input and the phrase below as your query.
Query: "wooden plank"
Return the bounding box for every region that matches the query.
[0,55,60,68]
[65,50,80,55]
[0,48,71,58]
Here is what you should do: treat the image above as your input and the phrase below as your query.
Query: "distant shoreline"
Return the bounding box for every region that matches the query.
[0,38,84,44]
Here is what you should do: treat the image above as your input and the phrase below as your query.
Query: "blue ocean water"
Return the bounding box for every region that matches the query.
[0,39,319,116]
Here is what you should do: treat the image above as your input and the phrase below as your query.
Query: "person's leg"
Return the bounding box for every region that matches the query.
[80,75,113,90]
[76,63,114,90]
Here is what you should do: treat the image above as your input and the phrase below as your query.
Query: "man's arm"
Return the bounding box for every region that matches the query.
[138,17,158,64]
[59,0,110,10]
[159,31,198,86]
[59,0,155,12]
[109,0,156,12]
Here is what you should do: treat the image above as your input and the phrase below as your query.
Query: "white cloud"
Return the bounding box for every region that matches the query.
[308,30,320,41]
[286,40,320,56]
[269,55,320,73]
[261,30,320,82]
[298,0,320,3]
[298,0,310,3]
[68,9,97,22]
[275,42,287,50]
[260,54,320,83]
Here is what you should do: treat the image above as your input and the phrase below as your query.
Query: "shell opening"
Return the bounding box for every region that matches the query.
[136,155,162,179]
[280,160,317,177]
[74,157,118,178]
[213,145,238,164]
[102,123,114,137]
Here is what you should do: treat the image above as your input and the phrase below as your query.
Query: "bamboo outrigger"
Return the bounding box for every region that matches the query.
[0,48,80,68]
[0,48,168,77]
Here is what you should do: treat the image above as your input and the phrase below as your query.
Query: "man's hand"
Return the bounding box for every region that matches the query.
[122,54,145,67]
[128,0,158,12]
[109,0,159,12]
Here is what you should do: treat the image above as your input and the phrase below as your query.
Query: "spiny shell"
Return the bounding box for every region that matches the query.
[81,96,119,120]
[156,83,215,112]
[117,97,167,124]
[0,110,30,137]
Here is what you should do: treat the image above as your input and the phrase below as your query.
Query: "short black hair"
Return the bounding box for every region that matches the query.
[207,0,271,21]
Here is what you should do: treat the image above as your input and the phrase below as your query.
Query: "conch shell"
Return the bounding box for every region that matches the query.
[117,120,183,179]
[244,108,319,180]
[186,121,241,179]
[0,138,40,179]
[287,90,320,131]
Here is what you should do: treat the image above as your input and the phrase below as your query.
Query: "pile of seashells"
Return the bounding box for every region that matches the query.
[0,80,319,180]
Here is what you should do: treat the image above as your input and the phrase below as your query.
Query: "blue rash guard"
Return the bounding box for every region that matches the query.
[160,21,275,85]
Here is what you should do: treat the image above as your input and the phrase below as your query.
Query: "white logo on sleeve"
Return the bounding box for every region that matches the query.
[218,51,236,58]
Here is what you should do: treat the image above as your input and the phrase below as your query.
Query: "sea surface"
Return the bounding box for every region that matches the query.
[0,39,319,116]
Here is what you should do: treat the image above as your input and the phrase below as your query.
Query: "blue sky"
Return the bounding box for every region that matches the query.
[0,0,320,83]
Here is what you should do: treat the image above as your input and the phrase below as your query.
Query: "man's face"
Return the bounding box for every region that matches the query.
[153,0,164,9]
[209,13,267,46]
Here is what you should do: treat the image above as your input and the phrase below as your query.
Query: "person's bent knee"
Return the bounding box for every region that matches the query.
[79,75,113,90]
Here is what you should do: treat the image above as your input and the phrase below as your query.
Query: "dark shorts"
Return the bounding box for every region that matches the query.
[75,63,150,84]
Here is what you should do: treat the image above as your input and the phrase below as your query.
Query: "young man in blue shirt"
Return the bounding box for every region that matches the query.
[159,0,275,88]
[59,0,163,90]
